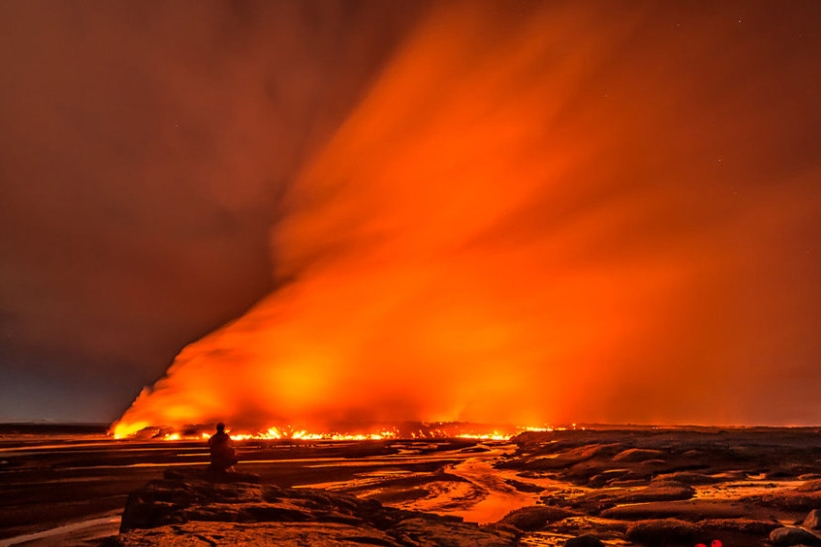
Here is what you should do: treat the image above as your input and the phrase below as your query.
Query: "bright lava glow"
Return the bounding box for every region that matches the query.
[112,424,567,442]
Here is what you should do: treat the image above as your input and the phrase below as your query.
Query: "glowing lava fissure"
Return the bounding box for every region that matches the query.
[113,2,821,436]
[111,421,555,442]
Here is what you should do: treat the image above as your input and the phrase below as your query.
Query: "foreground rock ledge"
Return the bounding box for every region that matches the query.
[99,469,519,547]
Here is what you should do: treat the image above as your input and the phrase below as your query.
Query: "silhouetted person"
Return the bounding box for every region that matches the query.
[207,422,237,473]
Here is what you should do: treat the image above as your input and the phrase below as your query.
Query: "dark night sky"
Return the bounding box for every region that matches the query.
[0,1,419,422]
[2,1,821,425]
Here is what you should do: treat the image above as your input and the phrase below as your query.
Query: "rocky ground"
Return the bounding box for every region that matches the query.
[100,468,519,546]
[4,427,821,546]
[494,427,821,546]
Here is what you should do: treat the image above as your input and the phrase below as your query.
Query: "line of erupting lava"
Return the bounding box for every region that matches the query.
[111,424,571,442]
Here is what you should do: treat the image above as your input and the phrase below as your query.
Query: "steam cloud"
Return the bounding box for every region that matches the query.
[114,2,821,434]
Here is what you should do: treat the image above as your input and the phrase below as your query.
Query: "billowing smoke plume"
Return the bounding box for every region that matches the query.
[114,2,821,435]
[0,0,420,421]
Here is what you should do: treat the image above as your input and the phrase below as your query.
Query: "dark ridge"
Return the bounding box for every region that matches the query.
[0,423,110,435]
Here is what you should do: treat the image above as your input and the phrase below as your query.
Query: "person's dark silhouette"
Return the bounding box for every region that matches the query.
[207,422,237,473]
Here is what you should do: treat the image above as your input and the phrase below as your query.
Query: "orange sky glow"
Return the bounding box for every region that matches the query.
[112,2,821,436]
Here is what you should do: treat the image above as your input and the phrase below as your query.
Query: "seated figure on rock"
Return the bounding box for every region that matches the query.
[207,422,237,473]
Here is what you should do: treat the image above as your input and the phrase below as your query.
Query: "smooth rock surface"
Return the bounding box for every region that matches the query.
[103,470,519,546]
[625,518,700,546]
[498,505,574,531]
[612,480,695,504]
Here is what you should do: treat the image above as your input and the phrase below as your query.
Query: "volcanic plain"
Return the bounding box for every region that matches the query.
[2,426,821,546]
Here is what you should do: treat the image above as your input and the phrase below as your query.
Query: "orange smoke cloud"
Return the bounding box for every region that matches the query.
[114,3,821,435]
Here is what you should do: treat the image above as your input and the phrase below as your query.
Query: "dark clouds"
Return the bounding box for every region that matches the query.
[0,1,419,421]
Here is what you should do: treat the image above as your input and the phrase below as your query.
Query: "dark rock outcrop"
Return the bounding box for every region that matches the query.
[612,480,695,504]
[805,509,821,530]
[564,534,605,547]
[769,525,821,546]
[498,505,574,531]
[105,469,518,546]
[599,499,746,521]
[611,448,663,462]
[625,518,700,546]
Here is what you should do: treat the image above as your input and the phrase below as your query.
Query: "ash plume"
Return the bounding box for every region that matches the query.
[114,2,821,435]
